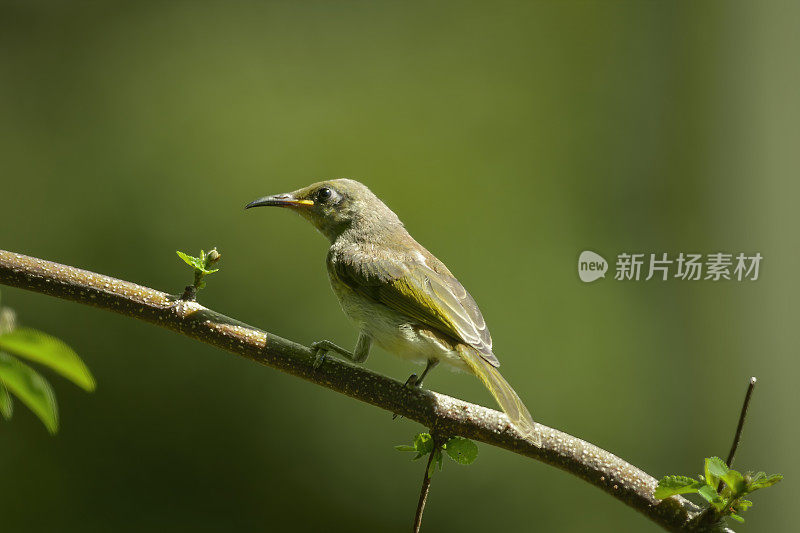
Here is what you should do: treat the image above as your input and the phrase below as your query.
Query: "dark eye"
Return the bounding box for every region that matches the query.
[317,187,333,202]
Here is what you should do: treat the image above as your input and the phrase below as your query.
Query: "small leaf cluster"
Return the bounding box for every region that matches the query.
[176,248,221,290]
[655,456,783,523]
[0,290,95,434]
[396,433,479,477]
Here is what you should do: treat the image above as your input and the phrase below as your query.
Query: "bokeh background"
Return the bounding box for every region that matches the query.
[1,1,797,531]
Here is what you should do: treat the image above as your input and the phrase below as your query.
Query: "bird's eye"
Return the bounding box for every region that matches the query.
[317,187,333,202]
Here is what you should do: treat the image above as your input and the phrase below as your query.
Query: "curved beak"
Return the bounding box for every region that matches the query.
[245,194,314,209]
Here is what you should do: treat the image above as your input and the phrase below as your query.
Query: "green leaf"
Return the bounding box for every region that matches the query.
[697,484,725,511]
[0,383,12,419]
[721,468,747,495]
[0,328,95,392]
[176,250,203,269]
[0,352,58,434]
[706,456,729,477]
[747,473,783,491]
[654,476,706,499]
[176,250,219,275]
[395,445,416,452]
[729,513,745,523]
[705,457,728,487]
[444,436,478,465]
[734,499,753,512]
[414,433,434,456]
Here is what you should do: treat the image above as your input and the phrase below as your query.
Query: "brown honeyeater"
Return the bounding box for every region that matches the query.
[246,179,538,443]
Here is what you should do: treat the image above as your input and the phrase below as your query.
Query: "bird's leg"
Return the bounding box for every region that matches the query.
[416,358,439,387]
[312,333,371,369]
[404,359,439,388]
[393,359,440,420]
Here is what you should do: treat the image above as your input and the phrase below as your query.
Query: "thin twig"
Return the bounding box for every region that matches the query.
[717,377,758,497]
[0,249,707,532]
[725,377,757,468]
[179,285,197,301]
[413,438,441,533]
[694,377,758,531]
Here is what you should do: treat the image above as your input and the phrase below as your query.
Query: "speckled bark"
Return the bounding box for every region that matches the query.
[0,249,728,532]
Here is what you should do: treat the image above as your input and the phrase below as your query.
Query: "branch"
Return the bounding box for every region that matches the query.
[726,377,756,468]
[413,435,442,533]
[0,250,707,532]
[695,377,759,530]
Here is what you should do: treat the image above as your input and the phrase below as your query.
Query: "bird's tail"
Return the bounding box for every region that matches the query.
[456,344,541,446]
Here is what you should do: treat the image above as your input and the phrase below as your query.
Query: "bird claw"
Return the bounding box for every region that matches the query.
[311,343,328,370]
[391,374,421,420]
[403,373,419,388]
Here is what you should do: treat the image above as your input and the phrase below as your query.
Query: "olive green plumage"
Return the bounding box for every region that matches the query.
[246,179,538,444]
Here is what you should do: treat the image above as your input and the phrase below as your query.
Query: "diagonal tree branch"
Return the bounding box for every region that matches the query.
[0,249,715,532]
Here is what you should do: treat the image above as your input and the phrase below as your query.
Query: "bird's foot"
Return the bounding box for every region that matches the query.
[391,373,423,420]
[310,340,358,369]
[310,341,329,370]
[403,373,420,388]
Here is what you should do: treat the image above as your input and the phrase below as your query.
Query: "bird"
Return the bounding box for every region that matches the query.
[245,179,539,444]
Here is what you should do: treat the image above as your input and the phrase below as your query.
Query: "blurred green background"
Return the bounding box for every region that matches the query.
[1,1,797,531]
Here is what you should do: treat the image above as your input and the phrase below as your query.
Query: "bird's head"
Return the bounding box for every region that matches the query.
[245,179,400,242]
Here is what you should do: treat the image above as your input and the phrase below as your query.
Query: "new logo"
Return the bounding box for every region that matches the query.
[578,251,608,282]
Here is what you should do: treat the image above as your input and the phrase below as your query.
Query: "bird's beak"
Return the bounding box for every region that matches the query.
[245,193,314,209]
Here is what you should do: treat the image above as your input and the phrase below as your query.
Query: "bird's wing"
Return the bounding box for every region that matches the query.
[332,250,498,367]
